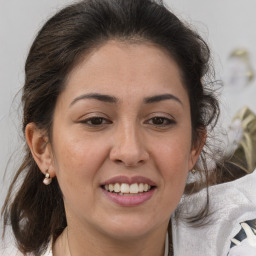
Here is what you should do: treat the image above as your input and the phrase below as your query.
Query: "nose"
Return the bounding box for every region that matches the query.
[109,123,149,167]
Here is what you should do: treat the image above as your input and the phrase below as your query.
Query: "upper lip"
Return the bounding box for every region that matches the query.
[101,175,156,186]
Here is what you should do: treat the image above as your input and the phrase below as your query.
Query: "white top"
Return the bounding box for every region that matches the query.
[172,170,256,256]
[41,241,52,256]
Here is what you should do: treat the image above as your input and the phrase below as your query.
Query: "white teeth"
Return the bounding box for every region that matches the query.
[109,184,114,192]
[104,182,153,194]
[121,183,130,193]
[138,183,144,192]
[130,183,139,193]
[114,183,120,193]
[143,184,149,192]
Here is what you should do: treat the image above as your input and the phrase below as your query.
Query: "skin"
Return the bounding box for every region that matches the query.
[26,41,204,256]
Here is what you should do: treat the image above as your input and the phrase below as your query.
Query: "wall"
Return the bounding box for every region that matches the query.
[166,0,256,126]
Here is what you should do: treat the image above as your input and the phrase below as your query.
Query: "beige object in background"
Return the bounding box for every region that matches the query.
[228,107,256,173]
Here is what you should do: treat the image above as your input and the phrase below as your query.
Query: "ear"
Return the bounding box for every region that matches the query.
[189,129,207,170]
[25,122,55,177]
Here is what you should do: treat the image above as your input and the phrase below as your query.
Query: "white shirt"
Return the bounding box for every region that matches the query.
[172,170,256,256]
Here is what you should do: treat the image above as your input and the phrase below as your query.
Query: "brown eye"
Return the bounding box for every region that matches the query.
[80,117,111,126]
[152,117,165,125]
[147,117,176,127]
[89,117,104,125]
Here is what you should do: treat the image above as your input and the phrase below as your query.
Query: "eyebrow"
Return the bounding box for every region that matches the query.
[70,93,118,107]
[70,93,182,107]
[144,94,183,105]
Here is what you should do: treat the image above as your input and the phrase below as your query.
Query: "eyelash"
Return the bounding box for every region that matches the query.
[80,116,175,128]
[80,117,112,126]
[145,116,176,127]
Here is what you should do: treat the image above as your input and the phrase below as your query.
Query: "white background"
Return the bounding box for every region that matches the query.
[1,0,256,229]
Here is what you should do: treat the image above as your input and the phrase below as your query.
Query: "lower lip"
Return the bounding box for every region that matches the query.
[101,188,155,206]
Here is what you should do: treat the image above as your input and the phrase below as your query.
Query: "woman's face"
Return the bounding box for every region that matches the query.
[48,41,201,239]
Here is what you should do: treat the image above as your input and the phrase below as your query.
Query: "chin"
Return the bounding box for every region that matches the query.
[99,215,166,240]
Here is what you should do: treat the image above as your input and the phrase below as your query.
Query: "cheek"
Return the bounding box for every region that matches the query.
[52,134,108,192]
[154,135,192,171]
[152,133,192,195]
[51,136,107,211]
[159,146,190,189]
[148,143,191,220]
[54,132,102,168]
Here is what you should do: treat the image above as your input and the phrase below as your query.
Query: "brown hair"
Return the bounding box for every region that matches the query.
[2,0,219,255]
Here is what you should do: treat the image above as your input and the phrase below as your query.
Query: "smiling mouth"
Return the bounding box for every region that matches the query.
[101,183,155,196]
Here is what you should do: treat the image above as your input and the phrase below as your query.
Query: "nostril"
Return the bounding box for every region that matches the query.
[113,158,146,167]
[110,146,149,167]
[115,159,135,167]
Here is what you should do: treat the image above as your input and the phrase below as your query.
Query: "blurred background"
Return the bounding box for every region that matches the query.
[1,0,256,238]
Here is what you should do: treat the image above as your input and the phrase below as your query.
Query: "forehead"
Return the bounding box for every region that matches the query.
[62,40,189,106]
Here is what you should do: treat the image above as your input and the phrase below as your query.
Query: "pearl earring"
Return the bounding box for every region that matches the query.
[191,169,196,174]
[43,171,52,185]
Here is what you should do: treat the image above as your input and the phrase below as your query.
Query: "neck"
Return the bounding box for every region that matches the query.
[54,222,168,256]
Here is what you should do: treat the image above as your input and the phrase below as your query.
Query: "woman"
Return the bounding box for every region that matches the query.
[1,0,220,255]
